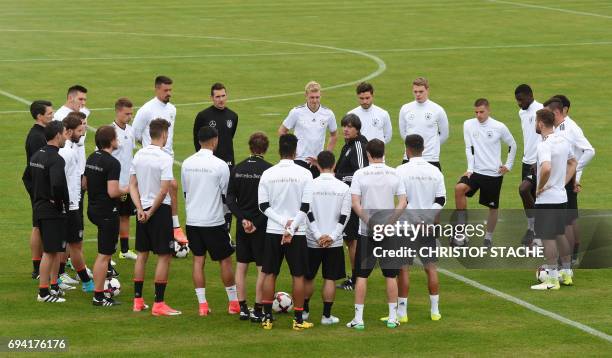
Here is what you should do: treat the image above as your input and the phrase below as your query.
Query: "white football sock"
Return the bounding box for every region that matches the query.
[388,302,398,322]
[195,288,206,304]
[354,304,364,322]
[172,215,180,228]
[430,294,439,315]
[485,232,493,241]
[225,285,237,301]
[527,218,535,231]
[548,268,559,281]
[397,297,408,317]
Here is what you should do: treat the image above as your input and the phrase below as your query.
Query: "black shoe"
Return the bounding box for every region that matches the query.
[32,271,40,280]
[92,297,121,307]
[521,229,535,246]
[106,266,119,278]
[336,278,354,291]
[239,308,251,321]
[250,311,262,323]
[483,238,492,249]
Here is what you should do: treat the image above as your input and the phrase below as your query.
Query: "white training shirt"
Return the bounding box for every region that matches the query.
[518,100,543,165]
[396,157,446,210]
[348,104,392,143]
[282,104,337,161]
[130,144,173,208]
[463,117,517,177]
[258,159,313,235]
[132,97,177,156]
[398,99,449,162]
[554,116,595,184]
[181,149,230,227]
[536,133,574,204]
[111,122,135,188]
[350,163,406,235]
[53,105,90,175]
[306,173,351,248]
[58,139,81,211]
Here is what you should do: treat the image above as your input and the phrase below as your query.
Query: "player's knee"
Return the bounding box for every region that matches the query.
[455,183,468,195]
[519,181,532,197]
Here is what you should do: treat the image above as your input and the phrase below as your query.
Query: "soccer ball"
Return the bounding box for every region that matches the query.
[173,241,190,258]
[104,277,121,298]
[536,265,549,283]
[272,291,293,313]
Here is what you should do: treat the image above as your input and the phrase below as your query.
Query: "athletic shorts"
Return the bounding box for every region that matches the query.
[405,235,438,266]
[521,162,537,194]
[306,246,345,281]
[459,173,503,209]
[38,218,67,253]
[354,235,400,279]
[88,212,120,255]
[135,204,173,255]
[262,233,309,277]
[565,182,579,225]
[343,211,360,241]
[117,193,136,217]
[66,210,83,244]
[535,203,567,240]
[402,159,442,172]
[235,228,265,265]
[294,159,320,178]
[187,224,235,261]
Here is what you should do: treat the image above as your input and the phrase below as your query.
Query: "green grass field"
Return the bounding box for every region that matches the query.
[1,0,611,356]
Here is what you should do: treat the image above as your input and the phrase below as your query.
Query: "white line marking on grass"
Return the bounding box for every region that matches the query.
[261,113,281,116]
[0,89,31,105]
[366,41,612,53]
[438,268,612,343]
[488,0,612,20]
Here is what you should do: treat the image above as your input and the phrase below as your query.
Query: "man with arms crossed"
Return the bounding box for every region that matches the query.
[454,99,516,248]
[226,132,273,322]
[258,134,314,331]
[278,81,337,178]
[398,77,449,169]
[346,139,407,330]
[132,76,187,245]
[531,109,576,290]
[130,119,181,316]
[182,127,239,317]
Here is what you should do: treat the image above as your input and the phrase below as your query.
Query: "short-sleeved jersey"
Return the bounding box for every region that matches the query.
[130,145,174,208]
[282,104,337,161]
[58,140,82,210]
[85,150,121,216]
[536,134,574,204]
[111,122,136,187]
[518,100,543,165]
[396,157,446,210]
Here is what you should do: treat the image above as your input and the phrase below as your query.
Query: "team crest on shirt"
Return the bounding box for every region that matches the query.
[227,120,233,128]
[209,120,216,127]
[372,117,380,127]
[320,119,326,127]
[486,130,494,139]
[425,112,433,121]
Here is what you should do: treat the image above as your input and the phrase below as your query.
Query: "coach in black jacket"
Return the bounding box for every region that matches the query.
[334,113,368,290]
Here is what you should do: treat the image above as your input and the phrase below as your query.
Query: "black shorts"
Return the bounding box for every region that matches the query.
[38,218,67,253]
[535,203,567,240]
[294,159,320,178]
[459,173,503,209]
[262,233,309,277]
[354,235,400,279]
[236,228,265,265]
[306,247,345,281]
[117,193,136,217]
[28,191,37,227]
[565,182,579,225]
[88,212,119,255]
[405,236,438,266]
[66,210,83,244]
[402,159,442,172]
[521,162,537,190]
[187,224,235,261]
[136,204,174,255]
[343,211,360,241]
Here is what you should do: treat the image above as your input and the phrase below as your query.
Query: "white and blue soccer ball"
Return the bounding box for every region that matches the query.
[104,277,121,298]
[173,241,190,258]
[272,291,293,313]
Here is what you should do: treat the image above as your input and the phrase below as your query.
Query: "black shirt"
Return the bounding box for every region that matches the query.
[22,124,47,194]
[335,134,369,186]
[227,155,272,233]
[193,105,238,166]
[85,150,121,217]
[29,145,70,220]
